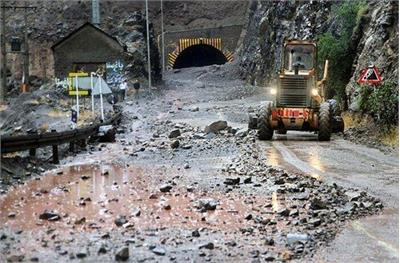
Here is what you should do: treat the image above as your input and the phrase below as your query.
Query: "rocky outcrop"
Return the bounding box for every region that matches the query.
[346,1,399,110]
[237,0,332,86]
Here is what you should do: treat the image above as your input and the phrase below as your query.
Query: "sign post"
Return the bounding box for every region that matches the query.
[90,73,94,113]
[98,75,104,121]
[75,75,79,117]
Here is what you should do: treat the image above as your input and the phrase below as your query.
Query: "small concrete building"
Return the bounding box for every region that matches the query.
[51,22,126,79]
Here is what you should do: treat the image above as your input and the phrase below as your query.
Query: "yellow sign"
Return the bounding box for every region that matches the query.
[68,90,90,96]
[67,72,90,97]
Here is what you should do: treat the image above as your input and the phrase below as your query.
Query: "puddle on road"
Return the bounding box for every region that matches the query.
[264,142,323,180]
[0,164,274,233]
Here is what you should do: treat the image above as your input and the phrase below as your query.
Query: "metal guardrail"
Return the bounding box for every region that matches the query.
[1,112,122,163]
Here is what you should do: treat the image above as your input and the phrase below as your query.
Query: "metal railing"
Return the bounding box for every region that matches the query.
[1,111,121,163]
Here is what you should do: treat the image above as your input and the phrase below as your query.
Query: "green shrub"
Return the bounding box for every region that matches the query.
[317,0,368,105]
[358,82,399,125]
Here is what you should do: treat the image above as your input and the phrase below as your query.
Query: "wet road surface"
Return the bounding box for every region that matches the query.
[262,132,399,262]
[0,66,397,262]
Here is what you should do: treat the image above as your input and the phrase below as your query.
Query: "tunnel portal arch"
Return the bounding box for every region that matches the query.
[173,44,228,69]
[168,38,234,69]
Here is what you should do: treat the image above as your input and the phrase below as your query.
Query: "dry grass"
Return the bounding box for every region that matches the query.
[77,110,96,127]
[343,112,399,149]
[379,126,399,148]
[39,123,49,133]
[59,99,71,108]
[342,112,369,129]
[0,104,8,112]
[48,109,68,118]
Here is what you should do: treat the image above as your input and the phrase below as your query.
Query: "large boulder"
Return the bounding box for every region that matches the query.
[204,120,228,134]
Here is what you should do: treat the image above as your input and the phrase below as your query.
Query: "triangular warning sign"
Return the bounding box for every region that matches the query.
[357,66,382,84]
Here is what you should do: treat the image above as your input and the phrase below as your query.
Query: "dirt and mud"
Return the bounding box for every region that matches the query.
[0,65,398,262]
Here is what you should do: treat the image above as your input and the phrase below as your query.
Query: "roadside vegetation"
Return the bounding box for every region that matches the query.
[317,0,398,148]
[317,0,368,106]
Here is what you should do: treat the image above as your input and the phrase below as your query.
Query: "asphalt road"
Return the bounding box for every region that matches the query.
[260,132,399,263]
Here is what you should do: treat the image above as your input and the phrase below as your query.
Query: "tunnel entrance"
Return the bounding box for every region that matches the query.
[173,44,228,69]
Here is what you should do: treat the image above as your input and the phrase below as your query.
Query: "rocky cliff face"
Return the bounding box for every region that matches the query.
[237,0,333,86]
[237,0,398,112]
[346,1,398,110]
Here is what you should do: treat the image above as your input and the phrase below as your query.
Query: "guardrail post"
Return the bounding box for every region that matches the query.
[51,130,59,164]
[29,148,36,157]
[69,141,75,153]
[27,130,37,157]
[52,145,59,164]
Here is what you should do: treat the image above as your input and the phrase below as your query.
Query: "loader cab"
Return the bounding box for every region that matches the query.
[282,41,316,74]
[276,40,318,108]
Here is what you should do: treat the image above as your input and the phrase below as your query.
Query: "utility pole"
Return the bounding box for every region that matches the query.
[22,6,29,90]
[92,0,100,26]
[160,0,165,80]
[145,0,152,88]
[0,5,6,103]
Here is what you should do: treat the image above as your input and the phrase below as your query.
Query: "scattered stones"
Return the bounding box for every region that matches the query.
[132,208,141,217]
[98,244,107,254]
[224,177,240,185]
[286,233,309,245]
[115,247,129,261]
[204,120,228,134]
[159,184,173,193]
[310,198,327,210]
[277,208,290,217]
[171,140,180,149]
[264,237,275,246]
[6,254,25,262]
[244,177,252,184]
[7,212,16,218]
[114,216,128,227]
[168,129,181,139]
[199,242,214,249]
[192,229,200,237]
[245,214,253,220]
[196,198,219,212]
[39,210,60,221]
[151,246,166,256]
[345,190,363,201]
[76,251,87,258]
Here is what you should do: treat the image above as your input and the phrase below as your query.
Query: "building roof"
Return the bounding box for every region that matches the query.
[51,22,126,51]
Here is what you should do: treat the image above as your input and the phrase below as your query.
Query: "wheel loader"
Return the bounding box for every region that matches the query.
[248,39,344,141]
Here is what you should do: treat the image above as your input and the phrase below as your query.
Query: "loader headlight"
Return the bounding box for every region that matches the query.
[311,88,318,96]
[270,88,277,95]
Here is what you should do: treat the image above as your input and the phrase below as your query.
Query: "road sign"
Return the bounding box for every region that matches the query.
[357,65,382,85]
[68,89,90,96]
[71,109,77,123]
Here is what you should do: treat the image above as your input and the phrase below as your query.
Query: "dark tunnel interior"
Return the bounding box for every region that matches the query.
[173,44,228,69]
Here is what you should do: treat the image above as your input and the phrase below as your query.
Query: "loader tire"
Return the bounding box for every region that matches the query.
[276,129,287,135]
[318,102,331,141]
[257,107,273,140]
[328,99,341,117]
[248,114,258,129]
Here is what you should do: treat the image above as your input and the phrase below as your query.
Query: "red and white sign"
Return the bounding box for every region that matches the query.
[357,66,382,84]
